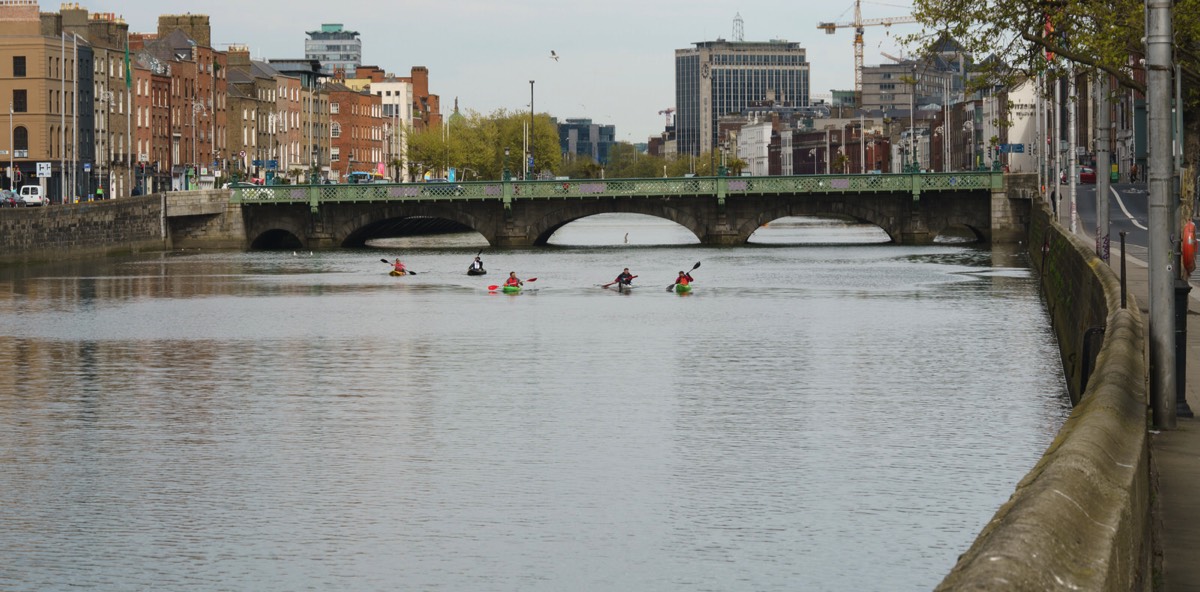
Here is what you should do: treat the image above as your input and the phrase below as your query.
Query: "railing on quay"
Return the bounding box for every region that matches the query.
[230,171,1003,213]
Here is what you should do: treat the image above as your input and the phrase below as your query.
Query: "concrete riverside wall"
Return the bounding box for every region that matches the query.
[0,196,166,266]
[937,199,1150,591]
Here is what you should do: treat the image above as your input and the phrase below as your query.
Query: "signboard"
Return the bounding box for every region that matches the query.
[0,150,7,155]
[998,144,1025,154]
[447,167,456,182]
[84,163,92,172]
[138,153,149,162]
[252,159,264,167]
[239,150,246,158]
[267,160,278,169]
[36,162,51,178]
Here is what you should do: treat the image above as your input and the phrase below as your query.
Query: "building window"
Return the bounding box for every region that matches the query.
[13,126,28,151]
[330,102,339,114]
[13,56,26,77]
[331,122,341,138]
[330,147,340,161]
[12,89,27,112]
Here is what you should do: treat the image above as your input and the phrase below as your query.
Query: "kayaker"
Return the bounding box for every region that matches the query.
[470,256,484,271]
[392,259,407,274]
[675,270,693,286]
[504,272,523,287]
[614,268,636,286]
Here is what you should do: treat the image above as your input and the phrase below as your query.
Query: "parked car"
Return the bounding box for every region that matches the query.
[0,189,16,208]
[17,185,48,206]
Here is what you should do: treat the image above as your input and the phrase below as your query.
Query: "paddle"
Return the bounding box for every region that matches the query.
[488,278,537,291]
[667,261,701,291]
[602,275,638,289]
[380,258,416,274]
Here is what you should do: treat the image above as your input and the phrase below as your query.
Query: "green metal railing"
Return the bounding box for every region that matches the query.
[230,172,1003,212]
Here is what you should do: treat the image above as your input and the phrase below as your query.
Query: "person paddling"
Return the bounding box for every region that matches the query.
[504,272,523,288]
[603,267,637,289]
[392,258,407,274]
[675,270,693,286]
[470,256,484,272]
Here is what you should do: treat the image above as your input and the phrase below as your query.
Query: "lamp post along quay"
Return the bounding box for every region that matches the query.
[1148,0,1177,428]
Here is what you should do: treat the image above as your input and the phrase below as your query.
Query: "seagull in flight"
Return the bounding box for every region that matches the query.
[550,50,559,62]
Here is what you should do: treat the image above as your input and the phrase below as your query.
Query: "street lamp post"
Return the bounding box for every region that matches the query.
[910,63,918,172]
[529,80,535,180]
[503,146,511,181]
[963,120,974,171]
[8,101,12,191]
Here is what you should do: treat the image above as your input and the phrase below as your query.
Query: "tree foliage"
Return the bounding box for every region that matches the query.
[405,109,562,180]
[907,0,1200,96]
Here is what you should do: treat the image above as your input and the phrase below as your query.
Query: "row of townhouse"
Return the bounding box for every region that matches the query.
[0,2,441,200]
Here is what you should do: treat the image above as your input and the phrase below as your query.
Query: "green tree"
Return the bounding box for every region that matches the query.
[907,0,1200,152]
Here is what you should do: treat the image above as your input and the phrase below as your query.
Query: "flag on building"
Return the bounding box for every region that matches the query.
[124,42,132,88]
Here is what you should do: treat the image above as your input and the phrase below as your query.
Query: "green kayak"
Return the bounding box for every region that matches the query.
[674,283,692,294]
[502,285,521,294]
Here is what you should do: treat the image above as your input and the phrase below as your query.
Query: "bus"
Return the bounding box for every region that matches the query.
[346,171,387,184]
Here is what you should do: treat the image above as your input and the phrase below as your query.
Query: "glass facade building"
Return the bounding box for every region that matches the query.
[305,24,362,77]
[558,118,616,165]
[675,40,809,156]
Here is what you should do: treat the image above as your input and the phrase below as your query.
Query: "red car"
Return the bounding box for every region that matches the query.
[1060,167,1097,184]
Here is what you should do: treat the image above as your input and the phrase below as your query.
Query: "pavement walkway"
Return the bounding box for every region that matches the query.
[1075,228,1199,590]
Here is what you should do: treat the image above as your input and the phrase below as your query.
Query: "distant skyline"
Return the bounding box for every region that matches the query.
[74,0,922,143]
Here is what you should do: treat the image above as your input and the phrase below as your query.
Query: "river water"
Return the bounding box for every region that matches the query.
[0,215,1068,591]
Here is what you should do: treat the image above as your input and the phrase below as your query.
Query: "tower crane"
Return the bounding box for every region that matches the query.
[817,0,918,98]
[658,107,675,127]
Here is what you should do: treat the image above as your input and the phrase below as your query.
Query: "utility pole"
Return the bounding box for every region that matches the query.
[1068,67,1078,232]
[1148,0,1176,428]
[1095,75,1111,262]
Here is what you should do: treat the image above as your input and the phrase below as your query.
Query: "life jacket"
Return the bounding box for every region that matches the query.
[677,274,691,286]
[616,272,633,284]
[393,262,406,272]
[505,277,521,286]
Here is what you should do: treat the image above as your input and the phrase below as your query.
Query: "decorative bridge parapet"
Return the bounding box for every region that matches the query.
[231,172,1003,213]
[214,172,1021,248]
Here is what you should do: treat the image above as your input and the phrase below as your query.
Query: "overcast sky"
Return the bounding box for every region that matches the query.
[76,0,921,142]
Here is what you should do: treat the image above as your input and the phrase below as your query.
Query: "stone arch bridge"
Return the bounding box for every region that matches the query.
[169,173,1030,249]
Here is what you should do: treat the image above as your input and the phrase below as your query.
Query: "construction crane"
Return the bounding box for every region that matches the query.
[658,107,675,127]
[817,0,918,97]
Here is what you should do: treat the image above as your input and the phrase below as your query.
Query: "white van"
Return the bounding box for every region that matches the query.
[18,186,48,207]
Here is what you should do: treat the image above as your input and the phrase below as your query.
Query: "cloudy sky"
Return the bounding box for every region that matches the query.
[76,0,921,141]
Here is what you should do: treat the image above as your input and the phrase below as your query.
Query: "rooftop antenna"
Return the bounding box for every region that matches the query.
[733,13,744,42]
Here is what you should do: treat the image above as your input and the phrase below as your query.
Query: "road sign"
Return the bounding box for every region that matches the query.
[36,162,51,178]
[239,150,246,158]
[267,160,278,169]
[252,159,264,167]
[84,163,92,172]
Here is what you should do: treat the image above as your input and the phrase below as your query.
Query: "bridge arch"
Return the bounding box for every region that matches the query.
[728,196,910,244]
[526,200,705,246]
[329,203,500,247]
[249,228,305,249]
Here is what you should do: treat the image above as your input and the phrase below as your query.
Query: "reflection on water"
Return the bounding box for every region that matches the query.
[0,215,1068,591]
